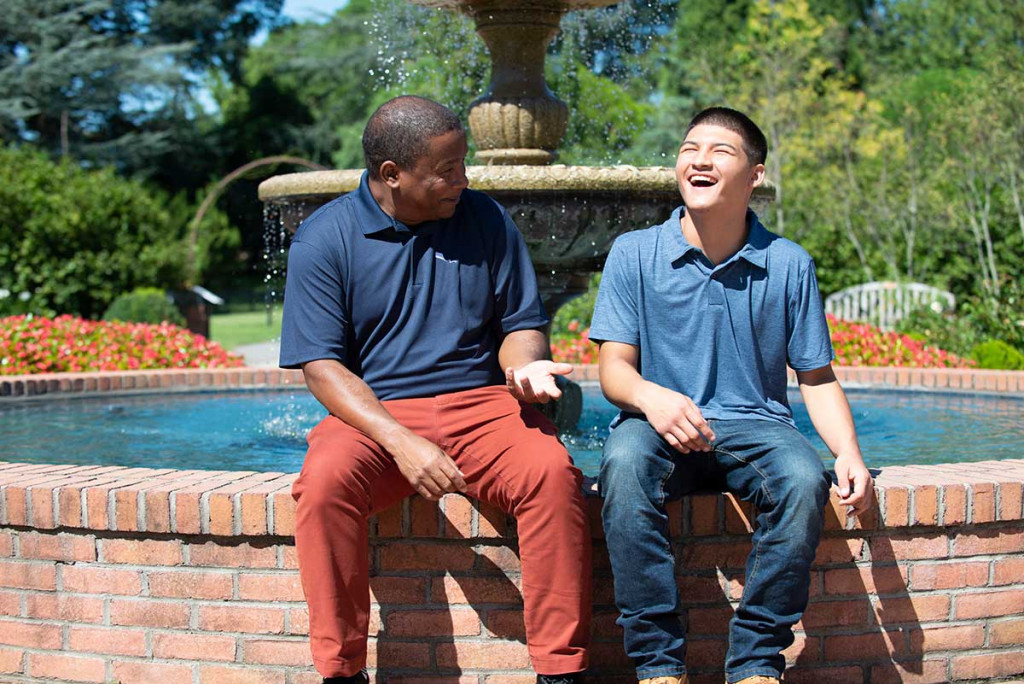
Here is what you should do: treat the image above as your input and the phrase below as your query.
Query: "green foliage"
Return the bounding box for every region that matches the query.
[0,144,199,319]
[895,309,981,358]
[551,274,601,340]
[970,340,1024,371]
[103,288,185,327]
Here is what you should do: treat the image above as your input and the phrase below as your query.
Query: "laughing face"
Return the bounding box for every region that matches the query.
[393,129,469,224]
[675,123,764,213]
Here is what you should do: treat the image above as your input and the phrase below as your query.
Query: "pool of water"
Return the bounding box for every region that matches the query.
[1,387,1021,475]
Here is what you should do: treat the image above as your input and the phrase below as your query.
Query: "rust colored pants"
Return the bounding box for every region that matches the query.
[292,385,592,678]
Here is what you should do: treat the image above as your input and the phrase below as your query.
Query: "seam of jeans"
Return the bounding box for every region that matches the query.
[715,444,776,669]
[657,458,675,508]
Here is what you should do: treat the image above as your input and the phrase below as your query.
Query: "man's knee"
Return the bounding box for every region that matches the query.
[599,419,670,497]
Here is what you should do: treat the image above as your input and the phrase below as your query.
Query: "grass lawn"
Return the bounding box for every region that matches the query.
[209,307,282,350]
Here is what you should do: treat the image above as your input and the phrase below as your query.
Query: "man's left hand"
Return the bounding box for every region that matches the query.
[505,361,573,403]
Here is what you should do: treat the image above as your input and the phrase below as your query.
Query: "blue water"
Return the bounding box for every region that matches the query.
[1,387,1021,475]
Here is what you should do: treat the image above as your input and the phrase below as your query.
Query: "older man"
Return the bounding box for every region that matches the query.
[280,95,591,684]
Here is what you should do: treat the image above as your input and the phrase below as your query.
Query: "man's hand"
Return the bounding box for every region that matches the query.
[390,433,467,501]
[637,382,715,453]
[505,360,573,404]
[834,453,873,517]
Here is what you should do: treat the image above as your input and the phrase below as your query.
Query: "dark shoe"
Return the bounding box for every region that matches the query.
[324,671,369,684]
[538,674,585,684]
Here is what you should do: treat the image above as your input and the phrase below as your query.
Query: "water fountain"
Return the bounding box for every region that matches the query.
[258,1,772,313]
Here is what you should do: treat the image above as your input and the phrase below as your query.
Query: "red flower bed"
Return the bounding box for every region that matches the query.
[549,316,973,368]
[0,315,243,375]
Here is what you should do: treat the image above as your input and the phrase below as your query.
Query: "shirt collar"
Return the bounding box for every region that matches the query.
[663,206,769,270]
[353,171,413,235]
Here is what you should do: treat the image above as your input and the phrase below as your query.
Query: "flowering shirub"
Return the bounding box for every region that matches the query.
[0,315,243,375]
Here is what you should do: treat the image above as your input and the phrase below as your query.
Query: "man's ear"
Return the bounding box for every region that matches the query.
[379,160,401,188]
[751,163,766,188]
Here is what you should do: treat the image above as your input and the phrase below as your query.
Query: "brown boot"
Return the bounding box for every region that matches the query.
[731,677,780,684]
[639,677,689,684]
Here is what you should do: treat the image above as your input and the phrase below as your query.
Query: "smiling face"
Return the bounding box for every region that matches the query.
[390,129,469,224]
[675,123,765,214]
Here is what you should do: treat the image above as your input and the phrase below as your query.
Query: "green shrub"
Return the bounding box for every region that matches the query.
[103,287,185,326]
[895,308,980,357]
[970,339,1024,370]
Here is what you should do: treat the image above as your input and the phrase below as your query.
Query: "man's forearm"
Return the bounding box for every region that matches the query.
[498,328,549,370]
[302,359,414,454]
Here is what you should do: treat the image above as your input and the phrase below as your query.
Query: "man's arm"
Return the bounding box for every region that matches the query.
[795,364,873,516]
[598,341,715,453]
[302,359,466,501]
[499,329,573,404]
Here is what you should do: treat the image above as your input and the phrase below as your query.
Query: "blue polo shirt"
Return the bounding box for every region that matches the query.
[589,206,834,427]
[279,172,549,400]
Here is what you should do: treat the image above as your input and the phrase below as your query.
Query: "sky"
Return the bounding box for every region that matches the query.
[280,0,348,23]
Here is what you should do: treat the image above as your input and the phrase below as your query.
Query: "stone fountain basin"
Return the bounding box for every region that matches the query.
[259,165,773,309]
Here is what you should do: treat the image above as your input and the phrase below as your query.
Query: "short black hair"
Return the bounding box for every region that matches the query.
[686,107,768,166]
[362,96,464,180]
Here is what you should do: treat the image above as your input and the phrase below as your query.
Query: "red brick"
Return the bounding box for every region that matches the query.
[677,574,727,604]
[813,537,864,565]
[799,599,870,629]
[102,537,183,565]
[435,641,530,669]
[823,630,905,663]
[240,476,295,536]
[62,565,142,595]
[189,540,279,568]
[952,650,1024,680]
[442,495,471,538]
[67,626,147,656]
[207,472,285,536]
[783,634,819,666]
[941,484,967,525]
[386,608,482,637]
[824,565,908,596]
[112,661,194,683]
[237,572,303,602]
[18,531,95,562]
[369,576,428,604]
[110,599,190,628]
[25,593,104,623]
[484,609,526,639]
[149,569,234,599]
[393,678,480,684]
[785,665,864,684]
[687,605,734,635]
[430,576,523,605]
[153,632,236,661]
[970,482,997,523]
[689,494,720,536]
[475,545,521,573]
[0,621,61,649]
[911,561,989,590]
[0,590,19,616]
[200,604,285,634]
[28,652,106,682]
[0,531,11,557]
[379,543,476,572]
[956,589,1024,619]
[913,484,938,526]
[477,500,510,537]
[273,489,296,536]
[242,638,312,666]
[0,646,24,674]
[999,481,1024,521]
[874,594,951,623]
[870,534,948,562]
[724,494,755,534]
[375,503,403,537]
[680,539,751,570]
[991,618,1024,646]
[907,624,985,652]
[883,485,910,527]
[288,608,309,635]
[281,544,299,569]
[869,659,950,684]
[954,530,1024,557]
[0,560,55,590]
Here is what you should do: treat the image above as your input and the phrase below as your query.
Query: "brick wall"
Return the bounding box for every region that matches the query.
[1,459,1023,684]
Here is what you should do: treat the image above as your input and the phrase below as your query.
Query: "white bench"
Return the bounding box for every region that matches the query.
[824,281,955,330]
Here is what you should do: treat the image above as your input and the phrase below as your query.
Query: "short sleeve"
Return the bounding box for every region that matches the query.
[491,211,550,333]
[278,239,350,369]
[786,259,835,371]
[589,237,640,346]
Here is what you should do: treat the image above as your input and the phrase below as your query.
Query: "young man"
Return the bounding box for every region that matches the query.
[589,107,873,684]
[280,95,591,684]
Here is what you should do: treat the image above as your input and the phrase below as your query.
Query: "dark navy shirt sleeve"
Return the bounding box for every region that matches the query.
[279,238,349,369]
[786,259,835,371]
[492,210,549,333]
[589,236,640,346]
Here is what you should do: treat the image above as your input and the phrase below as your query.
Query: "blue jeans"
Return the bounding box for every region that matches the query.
[598,416,831,682]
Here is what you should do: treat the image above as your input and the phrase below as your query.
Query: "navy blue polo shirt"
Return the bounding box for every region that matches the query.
[279,172,549,400]
[589,206,834,427]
